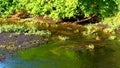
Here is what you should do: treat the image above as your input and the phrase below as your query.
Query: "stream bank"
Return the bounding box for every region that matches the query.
[0,17,120,68]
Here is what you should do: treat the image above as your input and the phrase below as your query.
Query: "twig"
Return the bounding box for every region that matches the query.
[76,14,96,23]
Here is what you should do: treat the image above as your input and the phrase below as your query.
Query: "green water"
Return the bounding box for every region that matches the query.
[1,38,120,68]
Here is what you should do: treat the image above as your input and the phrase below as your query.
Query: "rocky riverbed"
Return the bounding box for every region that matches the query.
[0,33,48,61]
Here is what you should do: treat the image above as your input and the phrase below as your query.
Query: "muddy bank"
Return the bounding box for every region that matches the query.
[0,33,48,61]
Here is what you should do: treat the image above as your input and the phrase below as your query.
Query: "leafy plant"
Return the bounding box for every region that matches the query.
[0,0,119,21]
[0,24,51,36]
[0,0,21,18]
[102,13,120,28]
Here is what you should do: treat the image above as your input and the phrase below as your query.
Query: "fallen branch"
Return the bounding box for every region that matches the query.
[76,14,96,23]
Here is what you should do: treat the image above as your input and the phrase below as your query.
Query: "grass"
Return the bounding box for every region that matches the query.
[0,22,51,36]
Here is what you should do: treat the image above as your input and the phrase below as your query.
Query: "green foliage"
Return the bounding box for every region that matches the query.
[0,0,119,21]
[116,0,120,11]
[78,0,118,17]
[19,0,78,20]
[0,24,51,36]
[0,0,21,18]
[102,14,120,28]
[82,24,97,35]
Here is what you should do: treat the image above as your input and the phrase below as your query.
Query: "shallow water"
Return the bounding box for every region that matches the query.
[0,38,120,68]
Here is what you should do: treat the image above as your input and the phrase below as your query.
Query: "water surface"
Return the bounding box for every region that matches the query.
[0,38,120,68]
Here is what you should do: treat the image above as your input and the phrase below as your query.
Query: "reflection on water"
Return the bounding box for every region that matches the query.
[0,39,120,68]
[0,57,57,68]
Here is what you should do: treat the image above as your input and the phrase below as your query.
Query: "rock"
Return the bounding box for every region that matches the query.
[0,32,48,61]
[0,33,48,50]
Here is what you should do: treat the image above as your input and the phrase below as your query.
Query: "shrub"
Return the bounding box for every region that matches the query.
[0,0,119,21]
[0,0,20,18]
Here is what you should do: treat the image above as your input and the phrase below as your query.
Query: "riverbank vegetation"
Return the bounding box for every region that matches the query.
[0,0,120,51]
[1,1,120,67]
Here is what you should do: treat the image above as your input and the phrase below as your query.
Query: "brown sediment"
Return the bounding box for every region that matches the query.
[0,33,48,61]
[61,40,106,51]
[0,18,3,23]
[34,16,59,23]
[0,33,48,49]
[115,28,120,34]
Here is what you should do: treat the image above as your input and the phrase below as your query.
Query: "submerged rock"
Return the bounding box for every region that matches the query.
[0,33,48,49]
[0,32,48,60]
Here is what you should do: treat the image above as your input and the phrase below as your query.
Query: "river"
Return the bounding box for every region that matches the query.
[0,35,120,68]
